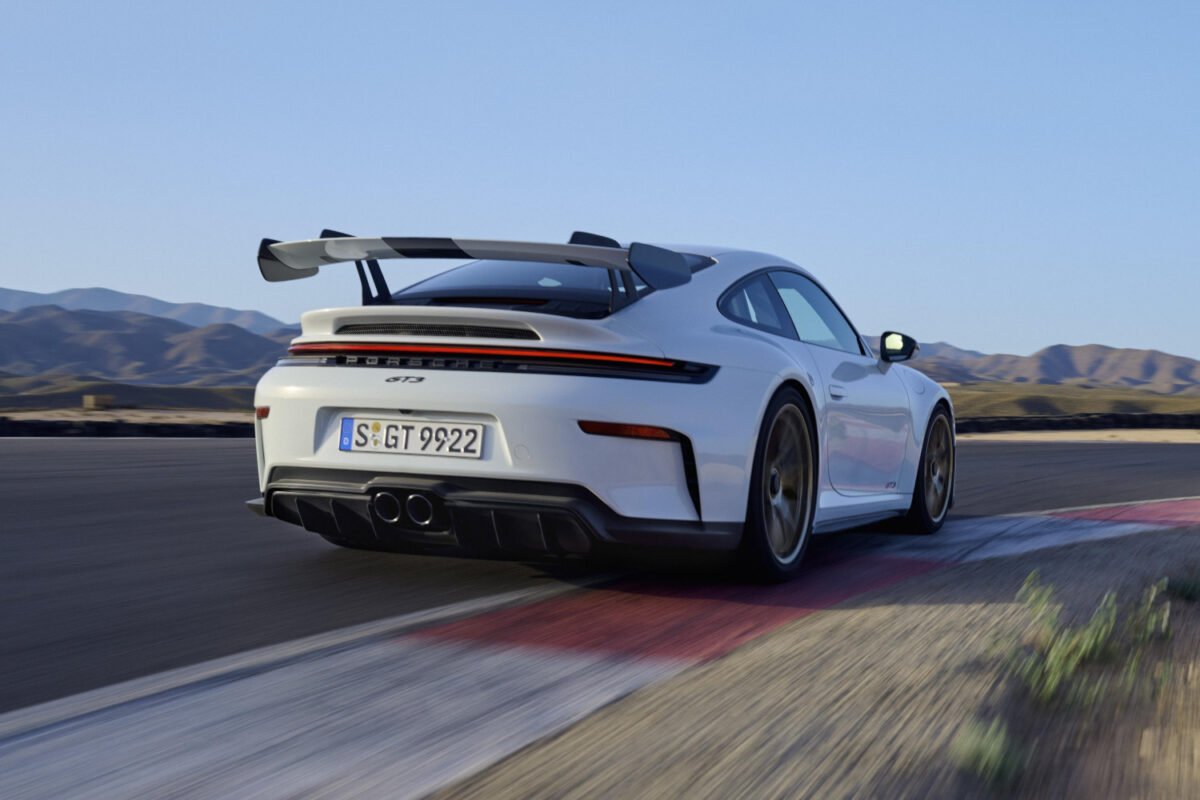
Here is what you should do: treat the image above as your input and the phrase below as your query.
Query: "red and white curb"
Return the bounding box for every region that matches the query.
[1,497,1197,799]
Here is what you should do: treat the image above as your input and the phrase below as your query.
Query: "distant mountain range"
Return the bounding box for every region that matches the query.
[0,287,1197,399]
[0,306,292,386]
[0,287,287,335]
[903,342,1200,395]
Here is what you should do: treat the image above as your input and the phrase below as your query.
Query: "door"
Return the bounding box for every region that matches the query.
[768,271,911,495]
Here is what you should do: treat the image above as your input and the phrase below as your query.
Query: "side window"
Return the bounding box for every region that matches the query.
[769,272,863,355]
[718,275,790,336]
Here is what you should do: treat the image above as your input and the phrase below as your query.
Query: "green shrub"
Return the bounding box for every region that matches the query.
[1012,572,1117,702]
[1011,572,1171,704]
[1130,578,1171,644]
[950,718,1023,786]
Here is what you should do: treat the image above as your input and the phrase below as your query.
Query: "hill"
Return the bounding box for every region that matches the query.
[0,291,1196,415]
[0,306,283,386]
[0,286,286,335]
[904,342,1200,395]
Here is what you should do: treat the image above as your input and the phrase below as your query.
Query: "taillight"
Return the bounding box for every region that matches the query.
[279,341,718,384]
[287,342,676,368]
[255,406,270,419]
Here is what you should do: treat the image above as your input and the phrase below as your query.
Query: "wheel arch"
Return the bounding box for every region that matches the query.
[740,377,822,579]
[777,377,817,417]
[931,396,956,508]
[930,394,956,445]
[769,377,821,478]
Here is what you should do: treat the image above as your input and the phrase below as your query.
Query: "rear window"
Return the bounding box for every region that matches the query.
[392,260,626,318]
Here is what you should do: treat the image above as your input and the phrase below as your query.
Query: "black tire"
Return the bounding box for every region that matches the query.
[741,387,819,582]
[905,405,955,535]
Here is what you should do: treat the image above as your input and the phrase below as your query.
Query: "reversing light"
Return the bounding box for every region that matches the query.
[255,406,270,419]
[578,420,674,440]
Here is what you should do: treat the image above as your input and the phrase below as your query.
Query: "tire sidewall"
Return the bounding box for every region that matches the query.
[908,405,955,534]
[743,387,818,581]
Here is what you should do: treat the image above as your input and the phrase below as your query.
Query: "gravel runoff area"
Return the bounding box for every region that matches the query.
[435,527,1200,800]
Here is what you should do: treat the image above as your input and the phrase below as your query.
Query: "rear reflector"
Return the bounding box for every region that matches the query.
[579,419,704,516]
[578,420,674,441]
[255,406,270,419]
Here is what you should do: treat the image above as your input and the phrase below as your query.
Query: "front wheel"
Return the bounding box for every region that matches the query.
[905,406,955,534]
[742,388,818,582]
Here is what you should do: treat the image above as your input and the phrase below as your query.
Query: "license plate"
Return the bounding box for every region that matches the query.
[339,418,484,459]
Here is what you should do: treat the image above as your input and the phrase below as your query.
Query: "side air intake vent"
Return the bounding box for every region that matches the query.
[335,323,540,340]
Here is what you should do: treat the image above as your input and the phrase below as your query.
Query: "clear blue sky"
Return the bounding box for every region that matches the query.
[1,1,1197,357]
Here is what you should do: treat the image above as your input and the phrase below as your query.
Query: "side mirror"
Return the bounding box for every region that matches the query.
[879,331,919,363]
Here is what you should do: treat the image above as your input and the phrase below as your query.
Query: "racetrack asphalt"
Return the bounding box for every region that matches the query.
[1,438,1198,714]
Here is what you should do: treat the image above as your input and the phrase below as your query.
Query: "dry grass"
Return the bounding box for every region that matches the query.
[0,408,253,424]
[947,382,1200,418]
[0,375,253,412]
[958,430,1200,443]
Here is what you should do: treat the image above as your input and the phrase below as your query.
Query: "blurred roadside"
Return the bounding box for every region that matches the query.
[438,527,1200,799]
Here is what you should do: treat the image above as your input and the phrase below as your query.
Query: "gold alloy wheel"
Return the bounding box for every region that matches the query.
[924,414,954,522]
[761,405,815,564]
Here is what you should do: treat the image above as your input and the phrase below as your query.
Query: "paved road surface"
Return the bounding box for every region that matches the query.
[1,438,1197,713]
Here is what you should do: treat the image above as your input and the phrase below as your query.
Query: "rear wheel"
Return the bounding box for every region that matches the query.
[742,388,818,582]
[905,406,955,534]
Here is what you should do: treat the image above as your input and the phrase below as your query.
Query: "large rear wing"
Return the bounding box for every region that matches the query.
[257,232,711,293]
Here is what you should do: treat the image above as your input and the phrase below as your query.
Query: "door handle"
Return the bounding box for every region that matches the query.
[829,384,847,400]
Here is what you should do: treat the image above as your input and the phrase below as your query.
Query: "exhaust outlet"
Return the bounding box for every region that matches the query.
[405,493,435,527]
[372,492,403,524]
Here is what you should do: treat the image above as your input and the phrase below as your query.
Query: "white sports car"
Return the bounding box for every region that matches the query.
[248,231,955,580]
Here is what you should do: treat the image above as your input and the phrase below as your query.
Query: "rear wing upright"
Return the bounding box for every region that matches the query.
[256,233,711,292]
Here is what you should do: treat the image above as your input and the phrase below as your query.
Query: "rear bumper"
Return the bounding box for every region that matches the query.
[251,466,741,556]
[254,363,776,524]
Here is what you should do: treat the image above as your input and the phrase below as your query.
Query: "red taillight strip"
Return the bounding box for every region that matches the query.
[287,342,677,369]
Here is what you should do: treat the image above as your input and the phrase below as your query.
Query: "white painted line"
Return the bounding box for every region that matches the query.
[0,639,686,800]
[1007,494,1200,517]
[862,497,1200,565]
[0,580,607,742]
[962,521,1158,562]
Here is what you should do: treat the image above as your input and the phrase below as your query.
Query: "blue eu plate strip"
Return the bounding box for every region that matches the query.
[339,418,354,451]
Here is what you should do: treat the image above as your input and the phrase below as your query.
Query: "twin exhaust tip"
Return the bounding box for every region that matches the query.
[373,491,435,527]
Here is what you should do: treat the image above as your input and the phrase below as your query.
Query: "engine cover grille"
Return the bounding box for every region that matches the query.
[335,323,539,340]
